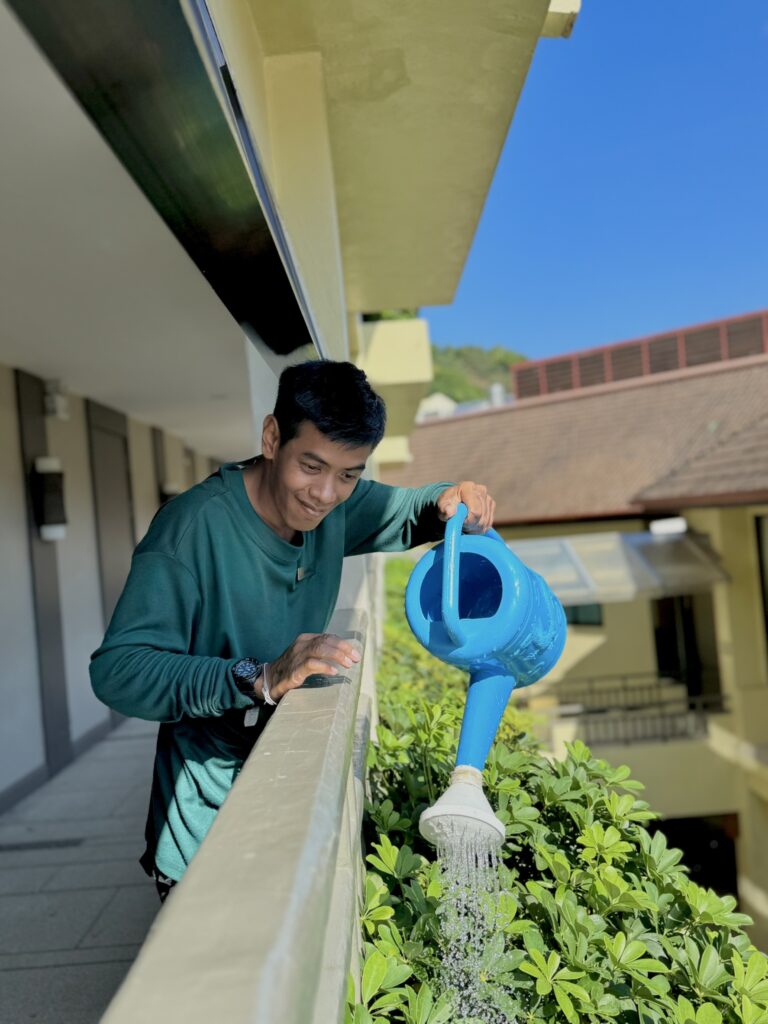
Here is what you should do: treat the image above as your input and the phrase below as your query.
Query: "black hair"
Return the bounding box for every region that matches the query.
[274,360,387,449]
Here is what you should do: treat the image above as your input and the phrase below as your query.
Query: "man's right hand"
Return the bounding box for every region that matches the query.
[266,633,361,703]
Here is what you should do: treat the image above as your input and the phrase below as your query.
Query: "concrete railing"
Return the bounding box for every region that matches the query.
[102,597,375,1024]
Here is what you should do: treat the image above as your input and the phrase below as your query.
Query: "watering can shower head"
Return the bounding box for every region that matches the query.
[419,765,505,849]
[405,503,567,850]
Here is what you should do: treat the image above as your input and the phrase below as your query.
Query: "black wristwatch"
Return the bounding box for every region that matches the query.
[231,658,265,703]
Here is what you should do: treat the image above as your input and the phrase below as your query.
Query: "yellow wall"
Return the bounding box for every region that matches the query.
[264,52,348,359]
[568,602,657,678]
[567,735,738,819]
[684,505,768,947]
[198,3,348,361]
[360,318,434,471]
[686,506,768,744]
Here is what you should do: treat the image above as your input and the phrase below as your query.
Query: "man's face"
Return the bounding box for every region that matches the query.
[269,420,372,532]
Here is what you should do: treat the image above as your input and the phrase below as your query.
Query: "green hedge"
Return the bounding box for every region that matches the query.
[347,560,767,1024]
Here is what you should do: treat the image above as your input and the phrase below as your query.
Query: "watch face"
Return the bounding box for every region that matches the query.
[234,658,259,680]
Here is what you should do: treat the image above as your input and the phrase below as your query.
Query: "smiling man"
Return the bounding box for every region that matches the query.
[90,360,495,898]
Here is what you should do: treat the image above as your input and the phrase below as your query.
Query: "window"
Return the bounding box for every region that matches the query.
[565,603,603,626]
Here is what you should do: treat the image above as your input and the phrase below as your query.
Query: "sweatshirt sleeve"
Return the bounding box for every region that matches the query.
[343,478,453,556]
[89,551,252,722]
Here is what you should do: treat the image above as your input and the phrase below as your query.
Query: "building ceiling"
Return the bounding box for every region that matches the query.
[0,1,261,460]
[247,0,554,311]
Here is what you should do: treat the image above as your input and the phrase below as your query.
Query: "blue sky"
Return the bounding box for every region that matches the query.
[422,1,768,359]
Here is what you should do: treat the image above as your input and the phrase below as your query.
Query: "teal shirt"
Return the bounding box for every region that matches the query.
[90,463,449,879]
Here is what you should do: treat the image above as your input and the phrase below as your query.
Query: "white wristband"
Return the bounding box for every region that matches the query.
[261,664,277,706]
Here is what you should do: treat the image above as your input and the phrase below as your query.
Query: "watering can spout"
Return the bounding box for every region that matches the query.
[406,503,567,849]
[456,667,516,771]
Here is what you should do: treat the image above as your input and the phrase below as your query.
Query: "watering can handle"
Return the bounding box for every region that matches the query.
[442,503,468,647]
[442,505,506,648]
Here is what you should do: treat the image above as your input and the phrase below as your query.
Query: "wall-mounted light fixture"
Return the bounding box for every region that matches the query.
[31,456,67,541]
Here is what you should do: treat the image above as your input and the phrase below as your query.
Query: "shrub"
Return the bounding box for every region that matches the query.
[348,560,767,1024]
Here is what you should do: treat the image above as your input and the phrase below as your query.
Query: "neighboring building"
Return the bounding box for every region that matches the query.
[383,312,768,946]
[417,382,513,422]
[416,391,458,423]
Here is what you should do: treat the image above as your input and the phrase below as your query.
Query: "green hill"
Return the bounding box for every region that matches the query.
[431,344,526,402]
[360,312,526,403]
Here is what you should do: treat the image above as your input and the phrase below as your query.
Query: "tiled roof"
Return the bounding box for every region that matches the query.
[636,411,768,506]
[382,357,768,523]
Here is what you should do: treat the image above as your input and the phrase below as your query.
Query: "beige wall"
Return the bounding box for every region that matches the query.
[687,507,768,744]
[590,737,738,820]
[193,451,212,484]
[738,785,768,950]
[0,364,46,791]
[264,52,348,359]
[360,319,434,472]
[127,418,158,545]
[566,602,657,679]
[162,432,187,496]
[685,505,768,947]
[46,394,110,743]
[200,4,348,361]
[245,338,280,448]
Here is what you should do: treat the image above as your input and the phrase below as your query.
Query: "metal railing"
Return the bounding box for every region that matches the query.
[546,672,727,746]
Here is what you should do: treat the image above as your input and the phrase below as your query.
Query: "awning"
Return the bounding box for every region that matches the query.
[508,531,728,606]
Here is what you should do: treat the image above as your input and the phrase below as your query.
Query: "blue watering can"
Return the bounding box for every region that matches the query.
[406,503,567,848]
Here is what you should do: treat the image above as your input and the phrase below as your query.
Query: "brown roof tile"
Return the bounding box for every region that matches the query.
[382,357,768,523]
[636,411,768,506]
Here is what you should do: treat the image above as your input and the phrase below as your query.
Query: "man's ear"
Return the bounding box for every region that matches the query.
[261,415,281,460]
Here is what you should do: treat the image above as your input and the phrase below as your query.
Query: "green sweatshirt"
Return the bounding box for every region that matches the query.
[90,462,449,880]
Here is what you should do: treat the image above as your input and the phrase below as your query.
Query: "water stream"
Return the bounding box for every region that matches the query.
[436,824,513,1023]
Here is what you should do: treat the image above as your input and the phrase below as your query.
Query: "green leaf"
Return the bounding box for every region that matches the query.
[370,990,406,1012]
[361,951,387,1006]
[745,952,768,988]
[366,836,398,877]
[698,946,723,989]
[381,961,412,990]
[554,983,578,1023]
[696,1005,722,1024]
[415,981,433,1024]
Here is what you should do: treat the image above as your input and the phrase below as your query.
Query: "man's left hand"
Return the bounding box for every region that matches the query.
[437,481,496,533]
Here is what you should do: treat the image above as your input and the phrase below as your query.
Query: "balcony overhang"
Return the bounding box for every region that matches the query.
[236,0,572,312]
[357,319,434,468]
[509,531,729,606]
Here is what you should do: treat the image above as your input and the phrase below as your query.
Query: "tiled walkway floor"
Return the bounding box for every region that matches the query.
[0,719,160,1024]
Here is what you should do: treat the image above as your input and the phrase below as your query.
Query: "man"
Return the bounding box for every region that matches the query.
[90,360,495,899]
